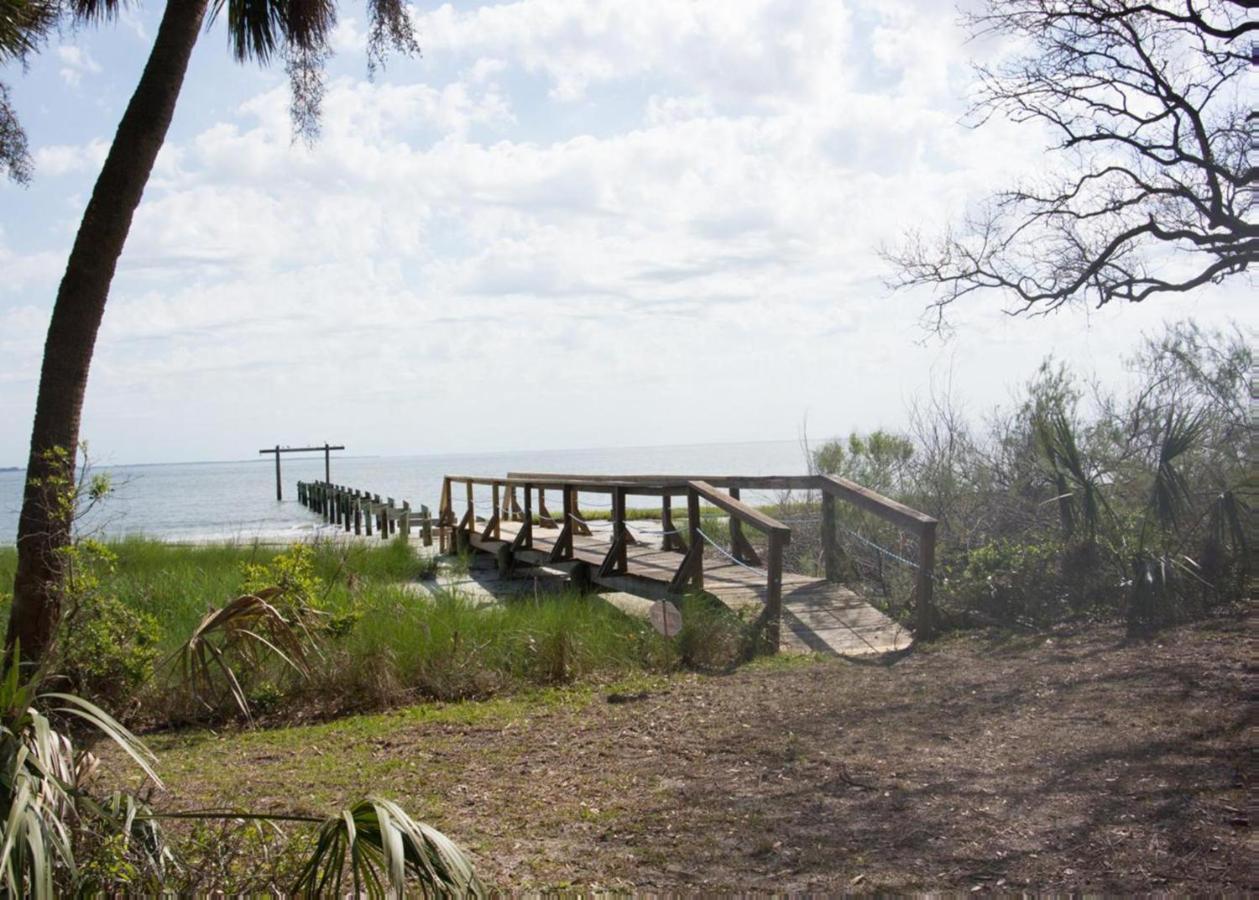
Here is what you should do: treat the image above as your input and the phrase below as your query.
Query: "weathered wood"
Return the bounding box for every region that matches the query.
[537,489,559,529]
[550,519,574,562]
[765,531,785,649]
[667,541,703,593]
[686,487,704,590]
[727,487,763,565]
[821,492,838,581]
[491,484,501,539]
[815,474,936,535]
[568,487,592,535]
[916,519,937,640]
[521,483,534,549]
[689,481,791,537]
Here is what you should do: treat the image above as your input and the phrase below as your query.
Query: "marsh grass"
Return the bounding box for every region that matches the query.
[0,539,750,725]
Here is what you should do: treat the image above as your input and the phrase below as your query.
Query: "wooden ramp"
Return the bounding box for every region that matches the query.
[480,521,910,657]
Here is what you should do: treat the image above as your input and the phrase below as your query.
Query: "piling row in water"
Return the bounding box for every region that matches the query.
[296,481,432,546]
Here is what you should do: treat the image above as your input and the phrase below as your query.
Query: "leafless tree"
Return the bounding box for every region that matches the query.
[886,0,1256,324]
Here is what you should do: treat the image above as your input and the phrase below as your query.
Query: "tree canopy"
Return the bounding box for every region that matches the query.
[887,0,1256,322]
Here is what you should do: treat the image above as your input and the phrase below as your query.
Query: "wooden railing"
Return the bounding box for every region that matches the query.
[297,480,432,545]
[503,472,938,638]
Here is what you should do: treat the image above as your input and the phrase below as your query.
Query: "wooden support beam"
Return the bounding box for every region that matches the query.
[916,520,937,640]
[686,487,704,591]
[661,493,685,552]
[568,487,592,535]
[764,531,785,652]
[537,489,558,529]
[821,492,838,581]
[521,483,534,549]
[728,487,762,566]
[667,542,703,594]
[550,519,574,562]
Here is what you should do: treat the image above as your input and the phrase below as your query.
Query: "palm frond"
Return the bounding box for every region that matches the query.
[1035,408,1107,539]
[1150,409,1206,530]
[209,0,336,63]
[65,0,124,24]
[0,0,59,63]
[168,589,315,720]
[293,796,485,898]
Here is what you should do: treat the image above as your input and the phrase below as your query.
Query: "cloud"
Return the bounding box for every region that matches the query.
[56,45,102,88]
[0,0,1249,466]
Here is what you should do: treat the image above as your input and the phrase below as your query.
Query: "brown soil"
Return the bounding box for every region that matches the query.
[132,614,1254,892]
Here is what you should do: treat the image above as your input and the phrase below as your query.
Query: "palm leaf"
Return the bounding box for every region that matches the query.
[293,796,485,898]
[1150,409,1206,530]
[167,589,315,719]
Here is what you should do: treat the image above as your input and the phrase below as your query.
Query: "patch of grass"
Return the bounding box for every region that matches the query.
[4,538,753,729]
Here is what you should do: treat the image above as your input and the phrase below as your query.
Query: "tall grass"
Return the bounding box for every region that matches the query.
[2,538,747,725]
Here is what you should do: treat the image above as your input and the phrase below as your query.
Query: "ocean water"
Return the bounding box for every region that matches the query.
[0,440,811,544]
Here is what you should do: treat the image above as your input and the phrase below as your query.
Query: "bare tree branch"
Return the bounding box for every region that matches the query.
[887,0,1256,323]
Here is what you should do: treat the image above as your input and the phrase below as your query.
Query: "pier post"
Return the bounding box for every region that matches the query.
[273,444,282,501]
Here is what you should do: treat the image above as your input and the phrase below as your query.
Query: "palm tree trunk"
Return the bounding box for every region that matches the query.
[7,0,209,667]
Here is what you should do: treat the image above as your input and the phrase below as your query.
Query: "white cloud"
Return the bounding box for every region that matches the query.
[56,45,102,88]
[0,0,1249,466]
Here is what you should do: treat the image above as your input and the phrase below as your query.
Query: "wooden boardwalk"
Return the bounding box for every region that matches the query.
[484,521,911,656]
[438,472,935,658]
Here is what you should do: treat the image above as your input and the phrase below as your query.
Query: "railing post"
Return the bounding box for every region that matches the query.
[765,531,784,652]
[401,501,411,539]
[421,504,432,546]
[821,491,838,581]
[522,483,534,548]
[614,486,628,573]
[729,487,746,558]
[916,521,936,639]
[492,483,501,539]
[687,486,703,590]
[661,492,678,551]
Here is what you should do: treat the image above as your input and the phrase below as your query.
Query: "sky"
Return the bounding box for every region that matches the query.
[0,0,1251,467]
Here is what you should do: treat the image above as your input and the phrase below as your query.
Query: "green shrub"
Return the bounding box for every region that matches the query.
[54,541,161,707]
[941,539,1069,628]
[240,544,324,612]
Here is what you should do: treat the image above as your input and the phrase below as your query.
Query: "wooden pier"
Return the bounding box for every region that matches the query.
[296,480,433,544]
[437,472,937,656]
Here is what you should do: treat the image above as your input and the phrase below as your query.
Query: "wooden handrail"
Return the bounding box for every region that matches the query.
[688,480,791,537]
[812,474,936,534]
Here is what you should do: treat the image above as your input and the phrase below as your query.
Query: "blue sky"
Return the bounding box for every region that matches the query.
[0,0,1250,466]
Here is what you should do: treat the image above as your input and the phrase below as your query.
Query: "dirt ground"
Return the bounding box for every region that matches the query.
[128,613,1253,892]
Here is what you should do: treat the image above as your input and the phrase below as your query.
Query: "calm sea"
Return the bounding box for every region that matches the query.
[0,440,810,544]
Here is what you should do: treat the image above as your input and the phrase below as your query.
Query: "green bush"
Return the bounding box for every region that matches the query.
[941,539,1069,628]
[54,541,161,707]
[240,543,324,612]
